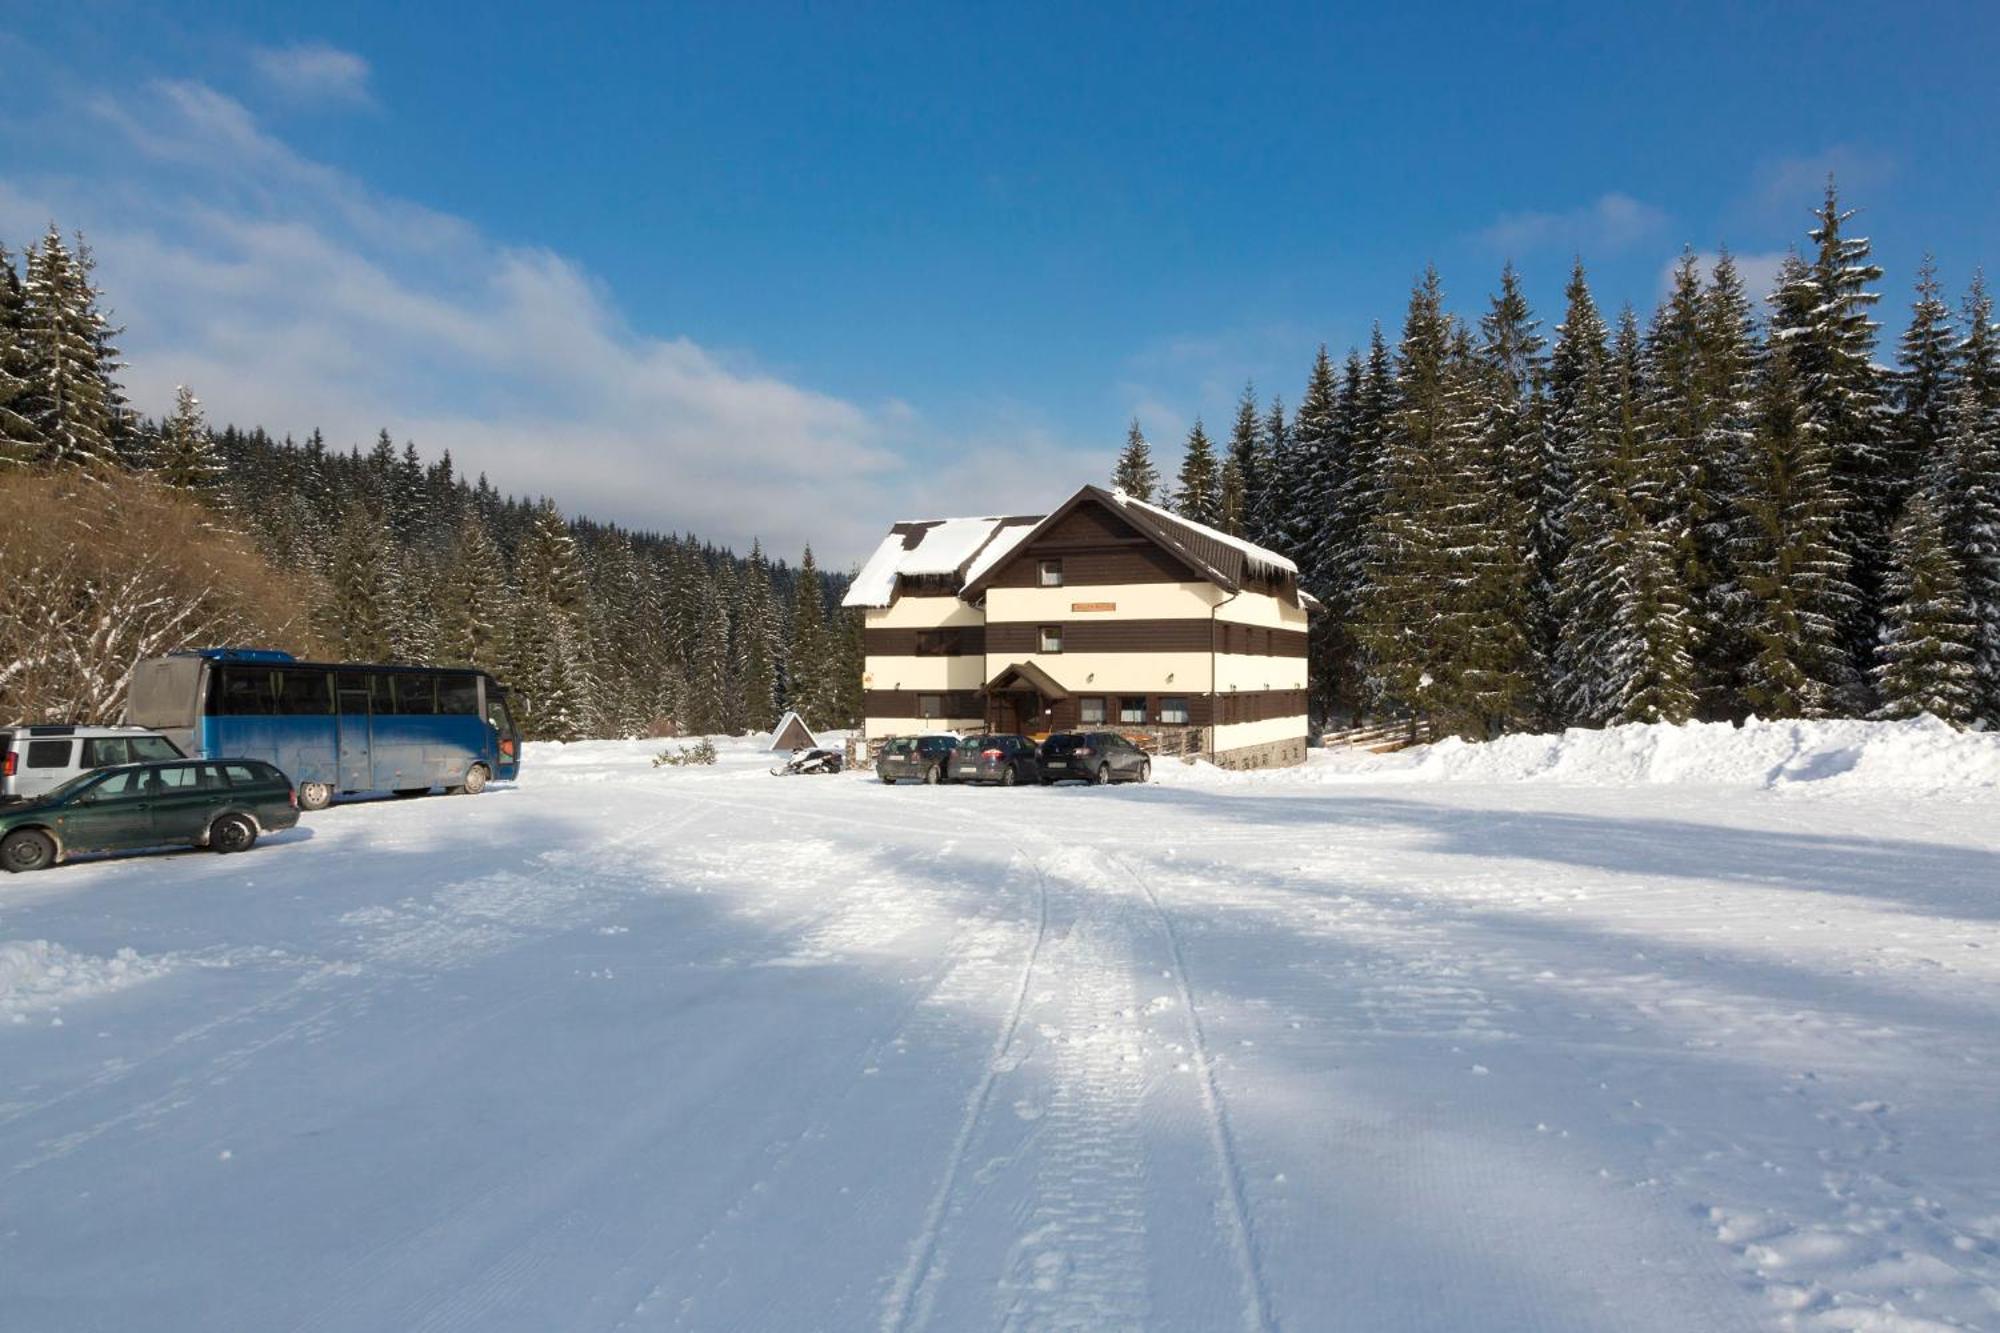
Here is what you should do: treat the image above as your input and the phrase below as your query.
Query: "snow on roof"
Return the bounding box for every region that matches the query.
[960,520,1035,588]
[841,514,1043,607]
[1110,489,1299,576]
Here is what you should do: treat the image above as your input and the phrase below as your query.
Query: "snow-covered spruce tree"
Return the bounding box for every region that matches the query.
[1873,490,1980,723]
[1470,264,1547,723]
[509,500,599,739]
[1112,418,1160,501]
[1335,330,1393,713]
[1935,368,2000,722]
[1639,251,1731,715]
[682,566,732,738]
[151,385,224,494]
[787,546,841,726]
[1547,265,1618,724]
[1173,418,1222,527]
[736,542,782,733]
[1773,184,1889,674]
[0,243,40,464]
[433,513,511,671]
[1731,335,1860,718]
[324,503,396,662]
[1277,347,1339,576]
[1694,251,1762,716]
[1221,382,1266,538]
[1893,257,1960,508]
[1607,304,1699,725]
[1360,268,1527,737]
[18,227,121,469]
[1250,395,1289,551]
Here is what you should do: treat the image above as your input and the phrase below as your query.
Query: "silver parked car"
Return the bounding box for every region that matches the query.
[0,725,186,804]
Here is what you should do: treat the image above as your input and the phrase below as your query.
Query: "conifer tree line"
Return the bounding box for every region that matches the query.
[1122,183,2000,737]
[0,223,863,741]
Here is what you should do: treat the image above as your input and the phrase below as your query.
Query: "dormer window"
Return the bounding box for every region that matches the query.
[1038,559,1064,588]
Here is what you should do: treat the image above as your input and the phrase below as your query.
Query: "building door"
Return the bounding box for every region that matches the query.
[337,690,373,792]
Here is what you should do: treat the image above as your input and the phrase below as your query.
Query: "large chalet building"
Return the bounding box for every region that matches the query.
[843,484,1315,769]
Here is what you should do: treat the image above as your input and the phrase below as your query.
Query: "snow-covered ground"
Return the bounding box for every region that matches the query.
[4,724,1999,1331]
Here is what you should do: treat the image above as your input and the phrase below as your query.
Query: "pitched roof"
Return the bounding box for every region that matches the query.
[958,484,1302,601]
[841,513,1044,608]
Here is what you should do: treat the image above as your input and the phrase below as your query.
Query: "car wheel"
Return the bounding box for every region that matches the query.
[1,828,55,873]
[1137,760,1151,783]
[924,764,941,785]
[880,773,895,785]
[1000,765,1018,787]
[1095,763,1110,785]
[296,781,333,812]
[210,815,257,854]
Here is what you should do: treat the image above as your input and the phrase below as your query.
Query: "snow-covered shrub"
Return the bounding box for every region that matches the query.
[651,739,717,767]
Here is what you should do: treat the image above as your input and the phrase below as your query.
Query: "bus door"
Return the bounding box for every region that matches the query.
[337,688,373,792]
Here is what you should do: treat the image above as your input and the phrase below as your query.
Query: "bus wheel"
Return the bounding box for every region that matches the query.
[452,764,490,796]
[296,782,333,812]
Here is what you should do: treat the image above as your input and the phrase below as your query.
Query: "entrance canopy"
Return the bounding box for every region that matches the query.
[984,660,1070,700]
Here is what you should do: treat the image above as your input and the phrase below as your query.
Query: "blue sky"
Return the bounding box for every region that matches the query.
[3,2,1996,560]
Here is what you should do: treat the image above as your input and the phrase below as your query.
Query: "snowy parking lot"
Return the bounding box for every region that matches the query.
[4,725,1999,1331]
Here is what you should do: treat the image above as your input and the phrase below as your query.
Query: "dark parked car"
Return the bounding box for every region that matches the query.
[1039,731,1152,785]
[876,735,961,785]
[0,759,300,872]
[948,734,1041,786]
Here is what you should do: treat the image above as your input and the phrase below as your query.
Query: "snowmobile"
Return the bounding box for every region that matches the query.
[770,747,844,777]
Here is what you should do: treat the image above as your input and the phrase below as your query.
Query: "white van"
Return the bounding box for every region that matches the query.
[0,725,186,804]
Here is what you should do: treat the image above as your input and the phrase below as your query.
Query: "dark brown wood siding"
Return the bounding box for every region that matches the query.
[986,619,1212,654]
[983,499,1192,588]
[1212,689,1309,724]
[1211,623,1309,657]
[863,689,984,718]
[863,626,987,657]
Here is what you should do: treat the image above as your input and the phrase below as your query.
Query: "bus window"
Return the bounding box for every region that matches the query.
[211,666,276,715]
[276,669,333,716]
[395,675,437,715]
[437,674,479,716]
[368,673,396,715]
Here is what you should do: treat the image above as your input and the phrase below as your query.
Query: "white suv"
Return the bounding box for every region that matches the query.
[0,725,186,804]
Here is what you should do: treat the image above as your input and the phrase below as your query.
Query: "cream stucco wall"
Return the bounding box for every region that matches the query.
[1212,653,1309,693]
[1213,590,1309,630]
[984,582,1224,623]
[860,655,987,692]
[865,714,983,739]
[869,596,986,630]
[984,651,1213,693]
[1211,715,1309,752]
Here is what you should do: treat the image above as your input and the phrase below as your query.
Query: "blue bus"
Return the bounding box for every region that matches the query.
[124,649,522,810]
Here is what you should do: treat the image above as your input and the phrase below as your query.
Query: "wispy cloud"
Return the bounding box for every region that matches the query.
[1476,192,1669,258]
[250,41,374,108]
[0,77,1054,562]
[1744,145,1897,223]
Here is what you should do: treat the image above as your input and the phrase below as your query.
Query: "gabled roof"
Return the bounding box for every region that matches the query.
[769,709,819,750]
[986,659,1072,700]
[958,484,1302,602]
[842,513,1044,608]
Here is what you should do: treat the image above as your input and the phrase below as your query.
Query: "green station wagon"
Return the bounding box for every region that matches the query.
[0,758,300,872]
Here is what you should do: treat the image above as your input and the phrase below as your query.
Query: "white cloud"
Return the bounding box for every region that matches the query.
[1,78,1086,563]
[1477,192,1670,257]
[249,41,373,108]
[1744,146,1897,224]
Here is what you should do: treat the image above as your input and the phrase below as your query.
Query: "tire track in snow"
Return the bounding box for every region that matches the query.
[880,846,1051,1333]
[1114,851,1274,1333]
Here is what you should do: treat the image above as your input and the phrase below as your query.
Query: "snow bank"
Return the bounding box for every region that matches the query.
[1292,716,2000,795]
[0,939,175,1018]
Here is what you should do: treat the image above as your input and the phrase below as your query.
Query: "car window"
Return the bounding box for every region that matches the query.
[220,763,264,787]
[76,771,141,802]
[153,764,203,790]
[25,739,75,768]
[82,738,129,767]
[130,735,182,761]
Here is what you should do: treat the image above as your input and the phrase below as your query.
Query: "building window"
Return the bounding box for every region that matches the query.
[1159,696,1189,725]
[1079,696,1106,724]
[1039,625,1063,653]
[915,628,962,656]
[919,694,943,719]
[1119,696,1147,724]
[1038,559,1063,587]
